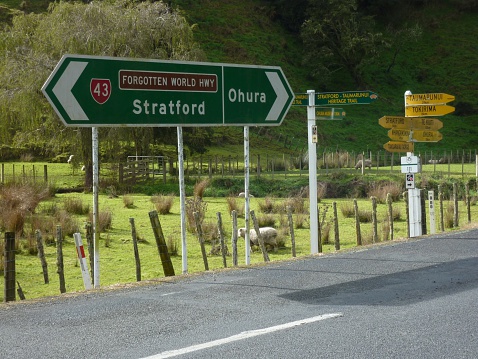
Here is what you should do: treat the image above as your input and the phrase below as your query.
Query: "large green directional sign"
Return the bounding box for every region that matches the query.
[42,55,294,127]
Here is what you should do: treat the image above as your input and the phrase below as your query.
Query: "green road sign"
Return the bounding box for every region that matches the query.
[316,91,378,106]
[292,91,378,106]
[42,55,294,127]
[316,107,345,120]
[292,93,308,106]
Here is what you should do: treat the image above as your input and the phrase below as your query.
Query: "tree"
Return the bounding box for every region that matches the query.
[301,0,385,88]
[0,0,205,187]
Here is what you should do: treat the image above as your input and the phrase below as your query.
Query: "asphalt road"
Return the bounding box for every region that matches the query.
[1,228,477,358]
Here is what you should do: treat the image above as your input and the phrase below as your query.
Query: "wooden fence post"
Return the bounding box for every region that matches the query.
[354,199,362,245]
[386,193,394,241]
[129,218,141,282]
[194,211,209,271]
[287,206,296,257]
[421,189,427,235]
[333,201,340,250]
[439,186,445,232]
[317,205,323,253]
[149,211,175,277]
[371,196,378,243]
[216,212,227,268]
[466,182,471,223]
[231,210,238,266]
[4,232,16,302]
[250,210,270,262]
[56,225,66,294]
[85,222,94,282]
[35,230,49,284]
[404,191,410,237]
[453,183,459,228]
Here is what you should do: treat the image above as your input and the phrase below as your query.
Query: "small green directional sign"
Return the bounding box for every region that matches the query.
[42,54,294,127]
[292,91,378,106]
[316,91,378,106]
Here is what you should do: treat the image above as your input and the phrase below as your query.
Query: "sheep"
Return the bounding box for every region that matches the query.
[238,192,254,198]
[355,159,372,170]
[429,158,445,164]
[67,155,74,164]
[238,227,278,251]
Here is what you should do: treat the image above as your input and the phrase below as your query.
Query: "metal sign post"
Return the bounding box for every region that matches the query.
[307,90,319,254]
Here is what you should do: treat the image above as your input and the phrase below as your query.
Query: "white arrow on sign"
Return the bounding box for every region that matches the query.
[265,72,289,121]
[52,61,89,121]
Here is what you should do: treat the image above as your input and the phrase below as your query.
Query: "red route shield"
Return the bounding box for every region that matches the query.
[90,78,111,104]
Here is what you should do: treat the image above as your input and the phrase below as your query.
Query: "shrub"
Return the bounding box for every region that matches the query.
[257,213,276,227]
[444,203,454,228]
[151,194,174,214]
[88,209,113,233]
[201,220,219,243]
[185,197,208,233]
[56,209,81,237]
[226,195,244,217]
[282,195,307,214]
[63,197,89,215]
[123,195,134,208]
[0,182,53,236]
[358,209,373,223]
[258,196,275,213]
[194,179,210,199]
[321,221,332,245]
[294,213,308,229]
[167,233,179,256]
[340,202,355,218]
[368,181,402,203]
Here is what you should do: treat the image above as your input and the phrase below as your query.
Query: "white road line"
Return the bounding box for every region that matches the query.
[141,313,343,359]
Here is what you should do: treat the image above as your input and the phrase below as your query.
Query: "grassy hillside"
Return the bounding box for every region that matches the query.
[170,0,478,155]
[2,0,477,156]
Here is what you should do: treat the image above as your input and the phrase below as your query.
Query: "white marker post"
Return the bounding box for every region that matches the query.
[92,127,100,287]
[404,91,422,237]
[244,126,251,265]
[307,90,319,253]
[428,190,436,234]
[177,127,187,274]
[73,233,92,290]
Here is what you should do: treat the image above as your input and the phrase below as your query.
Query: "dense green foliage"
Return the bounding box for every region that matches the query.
[0,0,477,161]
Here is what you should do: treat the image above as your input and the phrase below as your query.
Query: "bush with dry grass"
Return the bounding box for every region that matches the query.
[185,197,208,233]
[226,196,244,217]
[258,196,275,213]
[294,213,308,229]
[0,182,53,235]
[257,213,276,227]
[88,209,113,233]
[368,182,403,203]
[151,194,174,214]
[339,202,355,218]
[63,197,89,215]
[123,195,134,208]
[193,179,210,199]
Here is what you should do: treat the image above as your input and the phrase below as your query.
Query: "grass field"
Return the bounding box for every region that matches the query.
[2,187,477,302]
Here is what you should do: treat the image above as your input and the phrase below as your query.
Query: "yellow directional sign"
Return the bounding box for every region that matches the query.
[412,130,442,142]
[379,116,443,130]
[405,104,455,117]
[383,141,414,153]
[388,129,411,142]
[405,93,455,105]
[379,116,412,129]
[411,118,443,130]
